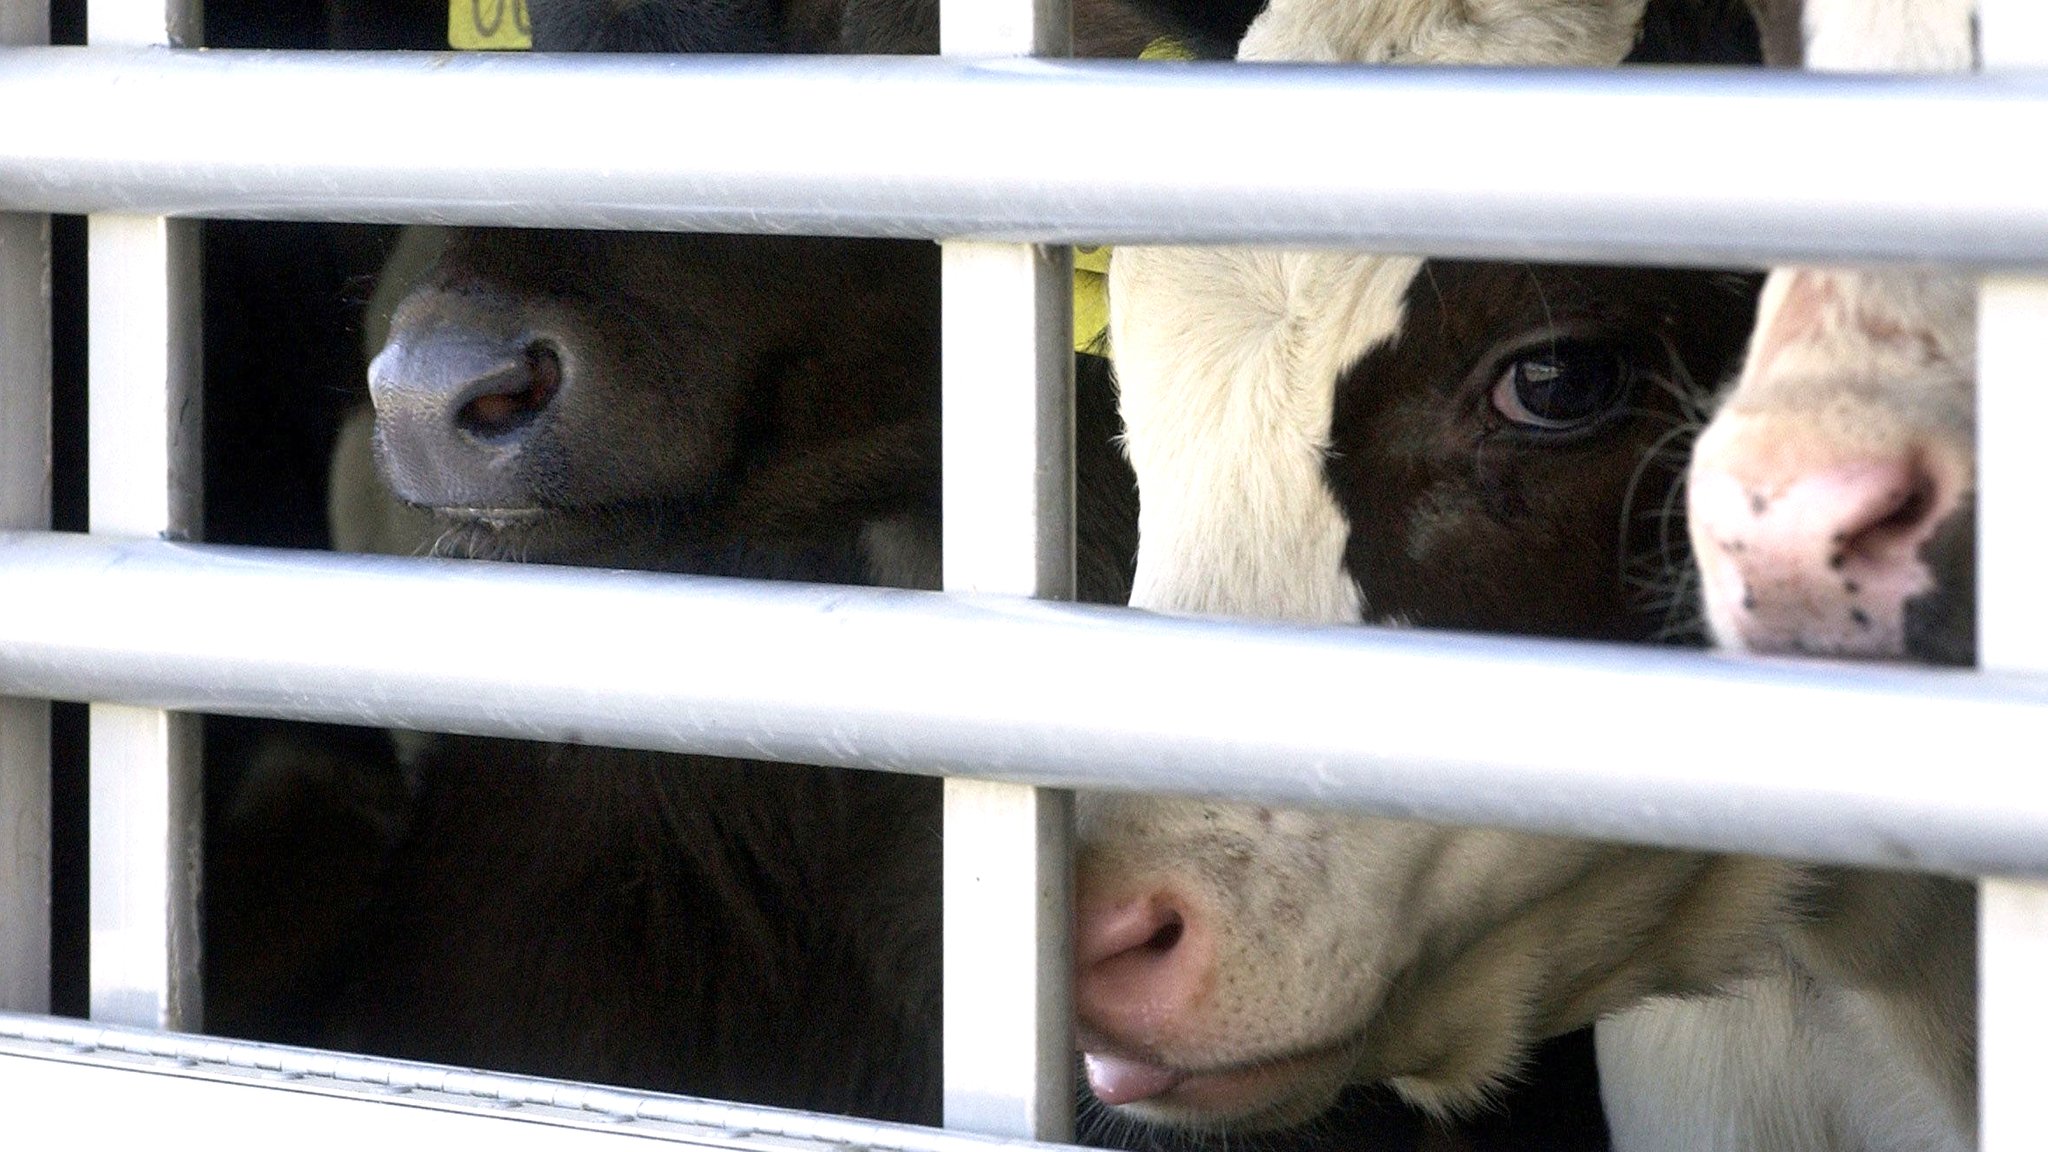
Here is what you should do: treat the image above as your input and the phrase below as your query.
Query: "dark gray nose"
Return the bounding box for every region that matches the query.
[1902,495,1977,667]
[368,294,564,511]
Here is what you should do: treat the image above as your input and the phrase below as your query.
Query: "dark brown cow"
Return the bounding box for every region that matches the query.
[212,0,1141,1129]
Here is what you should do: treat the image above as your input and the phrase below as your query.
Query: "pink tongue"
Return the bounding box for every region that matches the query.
[1085,1053,1186,1105]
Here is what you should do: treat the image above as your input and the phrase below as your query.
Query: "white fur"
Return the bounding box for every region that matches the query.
[1803,0,1976,71]
[1598,872,1975,1151]
[1241,0,1645,63]
[1111,246,1403,622]
[1600,965,1970,1152]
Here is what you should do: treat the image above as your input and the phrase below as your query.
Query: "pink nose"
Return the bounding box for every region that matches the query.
[1691,454,1950,657]
[1074,888,1209,1057]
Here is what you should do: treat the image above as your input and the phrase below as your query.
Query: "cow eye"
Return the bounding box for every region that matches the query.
[1490,340,1633,432]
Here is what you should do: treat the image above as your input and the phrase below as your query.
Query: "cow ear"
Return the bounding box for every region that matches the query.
[1114,0,1264,58]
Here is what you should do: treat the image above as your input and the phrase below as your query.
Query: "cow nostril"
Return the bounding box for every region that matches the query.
[1872,474,1935,539]
[1842,464,1940,561]
[457,341,562,441]
[1144,914,1184,954]
[1076,893,1209,1049]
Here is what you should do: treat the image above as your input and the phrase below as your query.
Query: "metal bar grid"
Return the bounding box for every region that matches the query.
[0,0,51,1016]
[2,48,2048,265]
[0,15,2037,1152]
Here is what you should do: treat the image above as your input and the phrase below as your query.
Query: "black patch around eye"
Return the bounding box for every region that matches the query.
[1494,340,1633,431]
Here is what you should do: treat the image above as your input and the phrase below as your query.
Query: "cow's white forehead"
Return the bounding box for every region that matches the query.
[1109,0,1649,624]
[1243,0,1646,65]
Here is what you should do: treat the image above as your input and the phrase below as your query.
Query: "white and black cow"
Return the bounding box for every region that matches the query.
[1081,2,1974,1147]
[1068,3,1965,1152]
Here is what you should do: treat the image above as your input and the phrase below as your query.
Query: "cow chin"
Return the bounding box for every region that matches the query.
[1099,1045,1358,1132]
[1073,797,1535,1119]
[1075,793,1803,1131]
[423,504,660,568]
[423,507,601,566]
[419,501,876,586]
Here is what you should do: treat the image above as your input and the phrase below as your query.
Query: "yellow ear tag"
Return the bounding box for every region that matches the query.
[450,0,531,50]
[1071,39,1194,358]
[1072,246,1112,357]
[1138,36,1197,62]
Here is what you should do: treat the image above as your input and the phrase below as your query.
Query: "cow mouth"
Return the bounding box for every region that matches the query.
[420,503,636,565]
[421,496,854,580]
[1079,1042,1354,1127]
[432,505,548,526]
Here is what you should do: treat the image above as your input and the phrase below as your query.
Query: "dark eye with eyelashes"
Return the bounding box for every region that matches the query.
[1490,339,1634,432]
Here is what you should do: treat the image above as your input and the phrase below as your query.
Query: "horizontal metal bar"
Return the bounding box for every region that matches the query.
[2,532,2047,876]
[3,48,2048,266]
[0,1012,1069,1152]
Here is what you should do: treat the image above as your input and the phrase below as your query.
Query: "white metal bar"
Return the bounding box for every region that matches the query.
[86,213,203,1031]
[1981,0,2048,64]
[1977,7,2048,1148]
[85,0,203,1033]
[87,214,200,537]
[0,0,51,1016]
[85,703,199,1029]
[0,1012,1080,1152]
[3,49,2048,267]
[88,0,197,46]
[6,535,2048,876]
[1979,875,2048,1152]
[940,0,1074,1142]
[940,781,1074,1139]
[940,243,1077,600]
[85,214,202,1030]
[1978,277,2048,672]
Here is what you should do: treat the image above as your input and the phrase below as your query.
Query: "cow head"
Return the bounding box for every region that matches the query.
[1688,0,1979,665]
